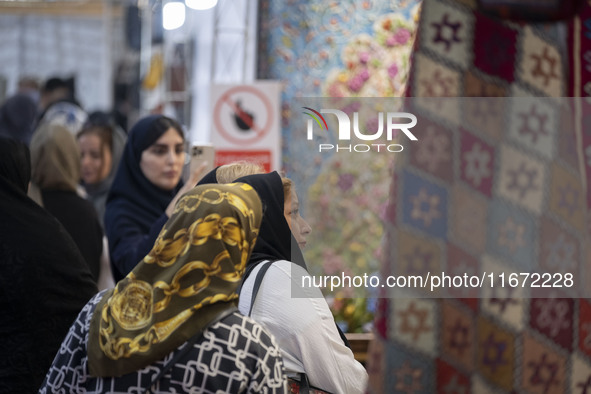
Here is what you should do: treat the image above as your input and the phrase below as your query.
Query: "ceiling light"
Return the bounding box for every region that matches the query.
[185,0,217,11]
[162,1,185,30]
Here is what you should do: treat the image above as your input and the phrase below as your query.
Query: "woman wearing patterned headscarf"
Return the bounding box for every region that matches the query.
[40,183,288,393]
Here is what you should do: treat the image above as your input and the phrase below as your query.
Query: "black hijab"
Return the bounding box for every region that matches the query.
[196,166,221,185]
[234,171,308,271]
[0,136,31,193]
[235,171,351,348]
[0,94,38,145]
[105,115,184,238]
[0,137,97,392]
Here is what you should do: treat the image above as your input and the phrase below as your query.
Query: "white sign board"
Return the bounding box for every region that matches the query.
[210,81,282,172]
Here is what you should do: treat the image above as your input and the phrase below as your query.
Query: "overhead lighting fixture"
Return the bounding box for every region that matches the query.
[162,1,185,30]
[185,0,217,10]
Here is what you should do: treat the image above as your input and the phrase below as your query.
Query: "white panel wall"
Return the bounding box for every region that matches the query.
[0,12,122,111]
[186,0,258,144]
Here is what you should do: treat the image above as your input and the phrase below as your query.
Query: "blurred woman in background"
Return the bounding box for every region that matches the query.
[29,122,103,282]
[77,114,126,228]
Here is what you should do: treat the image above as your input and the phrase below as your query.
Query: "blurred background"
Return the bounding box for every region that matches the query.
[0,0,421,335]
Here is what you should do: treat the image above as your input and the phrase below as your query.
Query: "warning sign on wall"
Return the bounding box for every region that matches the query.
[211,82,282,171]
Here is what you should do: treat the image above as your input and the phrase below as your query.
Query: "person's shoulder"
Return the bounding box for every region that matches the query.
[73,192,102,218]
[211,310,264,331]
[265,260,312,291]
[213,310,244,326]
[104,198,144,228]
[247,260,295,292]
[48,191,102,226]
[44,189,93,210]
[105,192,133,211]
[220,311,281,348]
[76,289,107,324]
[264,259,307,277]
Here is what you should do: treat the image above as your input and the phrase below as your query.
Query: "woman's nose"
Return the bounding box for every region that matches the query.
[165,149,175,163]
[301,217,312,235]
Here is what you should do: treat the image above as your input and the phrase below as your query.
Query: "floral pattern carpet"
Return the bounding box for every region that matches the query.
[258,0,420,332]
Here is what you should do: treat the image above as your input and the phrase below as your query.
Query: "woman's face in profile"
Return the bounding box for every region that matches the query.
[284,189,312,249]
[78,132,112,185]
[140,127,185,191]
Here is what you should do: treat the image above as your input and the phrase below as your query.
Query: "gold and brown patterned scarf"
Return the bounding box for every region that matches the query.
[88,183,262,377]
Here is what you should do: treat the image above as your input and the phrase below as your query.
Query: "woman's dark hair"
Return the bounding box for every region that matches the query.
[151,116,184,141]
[85,111,116,130]
[77,125,114,154]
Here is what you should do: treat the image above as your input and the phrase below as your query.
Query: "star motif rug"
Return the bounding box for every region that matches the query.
[368,0,591,393]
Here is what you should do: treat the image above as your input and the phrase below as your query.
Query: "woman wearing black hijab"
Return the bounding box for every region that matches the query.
[104,115,205,281]
[235,171,367,394]
[0,137,97,394]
